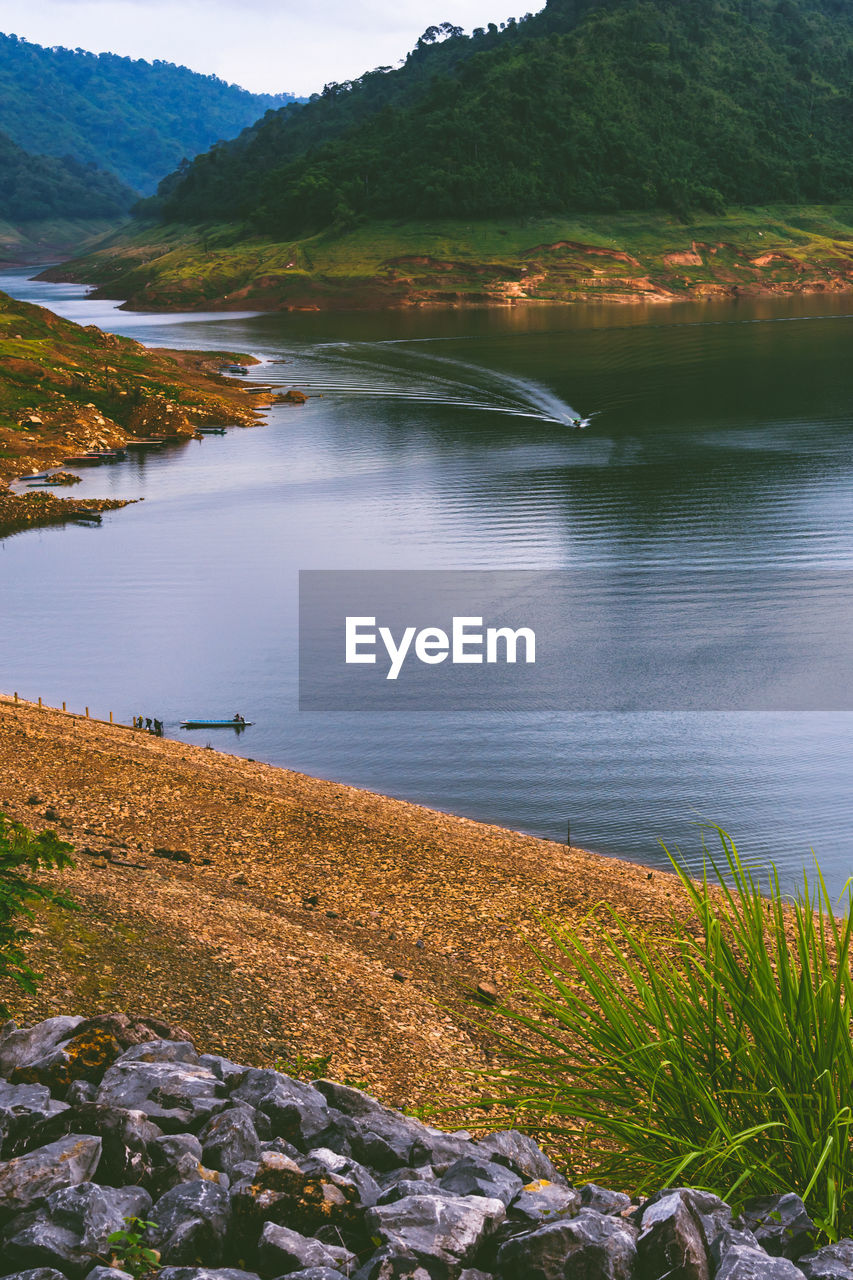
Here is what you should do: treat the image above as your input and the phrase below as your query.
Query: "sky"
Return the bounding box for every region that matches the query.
[0,0,536,96]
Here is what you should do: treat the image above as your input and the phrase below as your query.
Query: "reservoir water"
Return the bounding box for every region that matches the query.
[2,268,852,893]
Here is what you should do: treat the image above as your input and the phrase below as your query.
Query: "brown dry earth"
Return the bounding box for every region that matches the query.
[0,697,681,1118]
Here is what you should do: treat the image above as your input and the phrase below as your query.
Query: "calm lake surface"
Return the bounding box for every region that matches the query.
[2,268,852,893]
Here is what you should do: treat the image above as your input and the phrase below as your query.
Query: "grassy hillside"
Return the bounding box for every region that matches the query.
[150,0,853,234]
[0,129,134,225]
[0,33,298,194]
[49,205,853,311]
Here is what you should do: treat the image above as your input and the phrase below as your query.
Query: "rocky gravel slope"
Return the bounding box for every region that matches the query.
[0,1014,846,1280]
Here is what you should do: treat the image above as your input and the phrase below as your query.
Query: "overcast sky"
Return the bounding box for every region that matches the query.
[0,0,536,96]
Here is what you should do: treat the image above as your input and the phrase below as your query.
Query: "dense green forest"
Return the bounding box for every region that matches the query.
[0,130,134,222]
[151,0,853,231]
[0,34,298,194]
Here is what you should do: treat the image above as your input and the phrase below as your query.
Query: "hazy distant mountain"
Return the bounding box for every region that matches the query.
[0,33,299,194]
[149,0,853,231]
[0,129,135,222]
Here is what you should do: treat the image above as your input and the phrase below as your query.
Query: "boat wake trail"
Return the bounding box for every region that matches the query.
[264,342,582,425]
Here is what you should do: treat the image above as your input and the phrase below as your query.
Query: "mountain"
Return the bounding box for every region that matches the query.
[0,129,135,224]
[0,33,299,195]
[150,0,853,231]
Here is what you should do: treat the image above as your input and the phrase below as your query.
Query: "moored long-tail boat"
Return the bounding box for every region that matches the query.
[180,718,253,728]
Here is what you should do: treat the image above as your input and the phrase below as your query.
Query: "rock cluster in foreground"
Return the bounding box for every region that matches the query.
[0,1015,849,1280]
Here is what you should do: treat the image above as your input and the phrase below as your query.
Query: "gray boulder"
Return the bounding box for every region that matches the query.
[409,1132,477,1176]
[352,1244,445,1280]
[496,1208,638,1280]
[0,1136,102,1219]
[199,1108,261,1177]
[1,1182,151,1277]
[148,1132,202,1174]
[199,1055,247,1085]
[299,1147,381,1208]
[716,1243,807,1279]
[118,1039,200,1065]
[636,1187,733,1245]
[280,1271,349,1280]
[313,1080,389,1120]
[799,1240,853,1279]
[490,1178,581,1259]
[343,1116,419,1173]
[637,1189,710,1280]
[158,1272,261,1280]
[376,1168,437,1190]
[230,1150,366,1249]
[475,1131,565,1186]
[148,1180,231,1264]
[0,1019,84,1078]
[712,1227,766,1271]
[740,1194,816,1260]
[83,1270,134,1280]
[66,1083,98,1106]
[0,1271,69,1280]
[376,1183,461,1207]
[97,1057,224,1133]
[5,1103,161,1187]
[580,1184,632,1216]
[231,1070,331,1153]
[312,1082,441,1172]
[440,1158,523,1207]
[504,1178,580,1229]
[0,1082,68,1156]
[367,1192,505,1266]
[147,1133,227,1195]
[257,1221,357,1274]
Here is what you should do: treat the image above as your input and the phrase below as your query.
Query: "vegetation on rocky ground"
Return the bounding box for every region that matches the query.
[53,205,853,311]
[0,289,270,534]
[484,828,853,1238]
[0,811,76,1018]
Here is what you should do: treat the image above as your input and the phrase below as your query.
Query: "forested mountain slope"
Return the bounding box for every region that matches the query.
[0,34,298,194]
[0,130,135,222]
[151,0,853,231]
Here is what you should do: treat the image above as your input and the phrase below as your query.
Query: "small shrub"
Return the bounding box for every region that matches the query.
[105,1217,160,1277]
[483,827,853,1239]
[274,1050,332,1079]
[0,810,76,1016]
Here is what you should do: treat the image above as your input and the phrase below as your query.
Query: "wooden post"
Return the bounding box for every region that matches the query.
[109,711,113,724]
[566,821,571,847]
[13,692,17,702]
[85,707,89,718]
[62,701,66,712]
[38,696,42,707]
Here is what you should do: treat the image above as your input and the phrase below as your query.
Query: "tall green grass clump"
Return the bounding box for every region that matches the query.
[485,828,853,1239]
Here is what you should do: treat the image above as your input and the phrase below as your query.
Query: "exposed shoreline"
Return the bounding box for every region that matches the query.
[41,206,853,314]
[0,694,680,1111]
